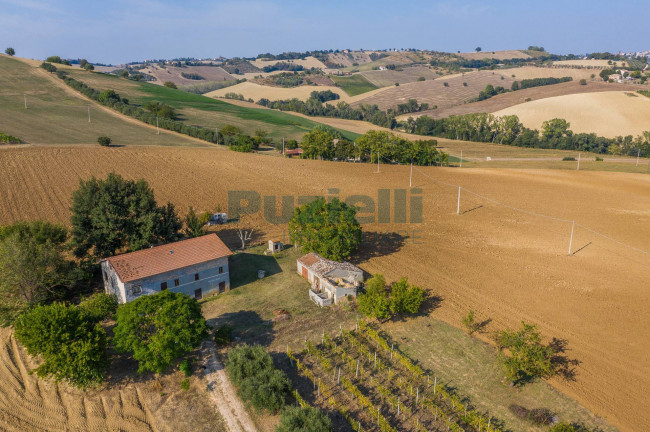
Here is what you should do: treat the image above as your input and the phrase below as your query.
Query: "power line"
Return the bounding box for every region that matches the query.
[413,166,650,256]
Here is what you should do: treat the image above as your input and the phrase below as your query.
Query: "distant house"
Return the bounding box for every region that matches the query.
[285,148,303,157]
[101,234,232,303]
[297,252,363,307]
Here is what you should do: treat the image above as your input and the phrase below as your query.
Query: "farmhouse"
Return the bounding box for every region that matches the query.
[101,234,232,303]
[284,148,303,157]
[297,252,363,307]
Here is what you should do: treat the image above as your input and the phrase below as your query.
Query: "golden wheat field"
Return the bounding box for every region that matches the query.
[206,81,349,102]
[494,66,597,81]
[494,91,650,137]
[0,145,648,431]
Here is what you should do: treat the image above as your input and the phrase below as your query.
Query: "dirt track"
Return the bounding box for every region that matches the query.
[0,145,649,431]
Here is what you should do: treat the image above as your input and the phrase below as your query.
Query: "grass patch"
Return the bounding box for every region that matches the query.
[67,69,358,142]
[201,245,616,432]
[638,90,650,99]
[331,74,378,96]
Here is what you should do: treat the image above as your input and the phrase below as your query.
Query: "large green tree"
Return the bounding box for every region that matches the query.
[0,221,78,325]
[275,406,333,432]
[113,290,207,373]
[357,274,391,320]
[70,173,182,259]
[14,302,108,388]
[495,322,562,384]
[389,277,425,315]
[358,274,425,320]
[5,47,15,56]
[289,197,361,261]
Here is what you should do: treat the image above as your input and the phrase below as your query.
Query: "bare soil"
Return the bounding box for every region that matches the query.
[0,145,648,431]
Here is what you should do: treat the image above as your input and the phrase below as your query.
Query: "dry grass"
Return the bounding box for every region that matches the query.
[353,70,515,110]
[495,66,596,81]
[0,145,648,431]
[250,56,328,70]
[494,91,650,137]
[553,59,628,68]
[360,65,441,87]
[140,65,235,87]
[459,50,531,60]
[205,81,348,102]
[412,80,648,120]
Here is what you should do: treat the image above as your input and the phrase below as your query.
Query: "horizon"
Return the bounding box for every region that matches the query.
[1,0,649,64]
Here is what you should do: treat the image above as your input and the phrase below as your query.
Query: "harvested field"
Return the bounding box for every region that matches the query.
[553,59,628,68]
[411,81,647,120]
[495,66,596,81]
[459,50,531,60]
[205,81,348,102]
[353,70,515,110]
[326,51,375,68]
[0,327,226,432]
[330,74,378,96]
[250,56,328,70]
[494,91,650,137]
[0,145,648,431]
[360,65,440,87]
[140,65,235,87]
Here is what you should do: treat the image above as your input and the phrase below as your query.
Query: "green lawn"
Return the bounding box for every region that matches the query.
[200,245,616,432]
[66,69,359,142]
[331,74,379,96]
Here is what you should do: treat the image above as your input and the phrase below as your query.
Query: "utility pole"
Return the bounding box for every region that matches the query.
[457,186,461,215]
[460,150,463,168]
[282,137,285,155]
[409,162,413,188]
[87,106,91,123]
[23,94,27,109]
[568,220,575,256]
[216,127,219,145]
[636,149,641,167]
[376,151,380,173]
[577,153,581,170]
[156,116,159,135]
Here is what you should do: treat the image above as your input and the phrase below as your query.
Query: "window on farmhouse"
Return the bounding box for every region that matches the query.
[174,279,180,287]
[219,267,223,274]
[195,273,200,281]
[132,285,142,295]
[161,282,168,290]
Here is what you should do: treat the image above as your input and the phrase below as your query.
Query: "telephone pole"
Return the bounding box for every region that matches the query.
[88,106,91,122]
[24,94,27,109]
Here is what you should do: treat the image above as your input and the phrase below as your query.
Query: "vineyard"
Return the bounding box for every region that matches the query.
[288,321,502,432]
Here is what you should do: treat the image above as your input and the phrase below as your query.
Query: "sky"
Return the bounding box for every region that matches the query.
[1,0,648,65]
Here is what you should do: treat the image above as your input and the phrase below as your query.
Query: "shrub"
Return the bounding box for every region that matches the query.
[0,132,20,144]
[179,358,192,377]
[461,310,480,334]
[395,82,399,86]
[79,293,118,322]
[180,378,190,391]
[463,82,468,86]
[214,325,233,347]
[595,156,603,161]
[14,303,108,388]
[417,77,425,81]
[163,81,177,89]
[97,136,111,147]
[562,156,576,161]
[226,344,289,413]
[5,47,15,56]
[180,72,204,80]
[83,63,94,71]
[275,406,333,432]
[40,62,57,73]
[579,79,587,85]
[359,275,426,320]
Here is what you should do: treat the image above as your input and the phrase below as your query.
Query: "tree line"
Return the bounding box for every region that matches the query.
[297,126,448,166]
[408,113,650,156]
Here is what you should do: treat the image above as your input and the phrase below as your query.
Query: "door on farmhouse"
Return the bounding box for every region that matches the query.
[301,266,308,279]
[219,281,226,293]
[194,288,202,300]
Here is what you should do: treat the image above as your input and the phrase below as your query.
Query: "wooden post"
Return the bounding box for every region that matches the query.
[87,106,91,122]
[409,162,413,187]
[356,360,359,377]
[434,377,437,394]
[457,186,461,215]
[374,352,377,367]
[637,149,641,166]
[577,152,581,170]
[416,387,419,404]
[156,116,159,134]
[390,343,394,359]
[460,150,463,168]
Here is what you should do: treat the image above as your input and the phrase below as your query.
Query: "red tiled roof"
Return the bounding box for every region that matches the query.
[106,234,232,283]
[285,148,303,155]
